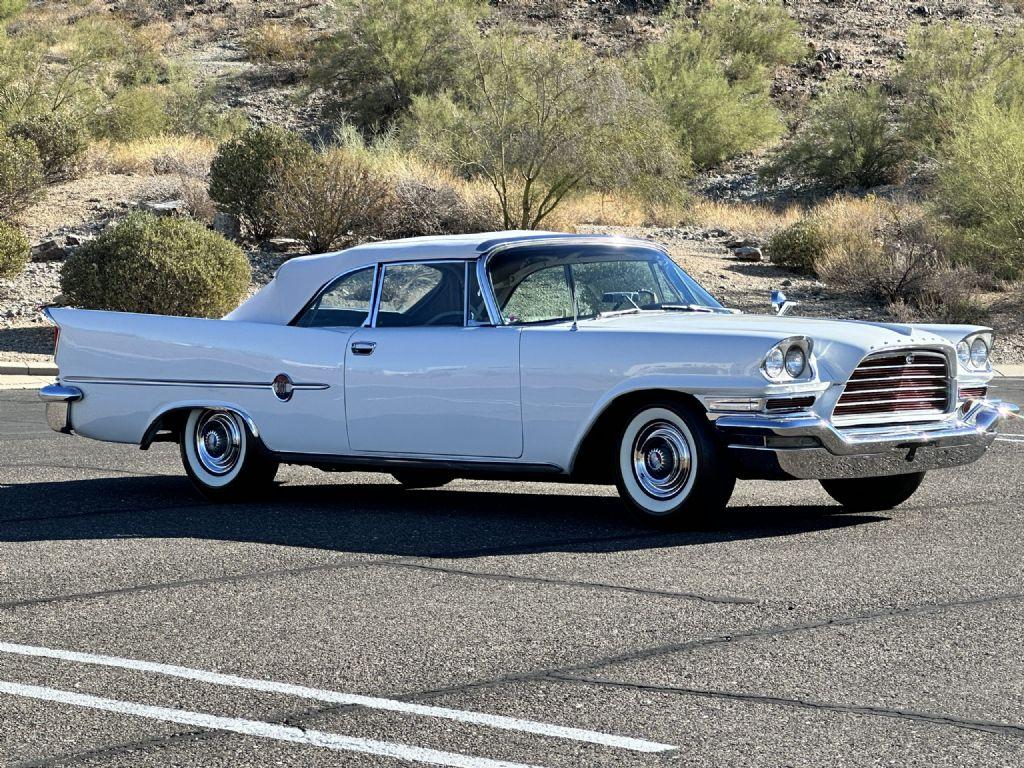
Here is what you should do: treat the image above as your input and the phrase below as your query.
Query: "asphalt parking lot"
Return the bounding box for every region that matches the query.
[0,379,1022,768]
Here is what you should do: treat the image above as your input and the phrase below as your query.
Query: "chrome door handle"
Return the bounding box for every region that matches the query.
[351,341,376,356]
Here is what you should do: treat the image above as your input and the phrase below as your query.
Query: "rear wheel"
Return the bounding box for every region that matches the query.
[614,401,735,527]
[180,409,278,501]
[391,470,455,489]
[820,472,925,512]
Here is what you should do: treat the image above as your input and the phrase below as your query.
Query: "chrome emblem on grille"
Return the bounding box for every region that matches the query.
[906,353,915,365]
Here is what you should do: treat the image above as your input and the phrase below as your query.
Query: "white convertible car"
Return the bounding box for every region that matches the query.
[41,232,1018,524]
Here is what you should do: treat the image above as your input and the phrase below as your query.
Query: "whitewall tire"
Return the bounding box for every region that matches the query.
[614,401,735,526]
[180,409,278,501]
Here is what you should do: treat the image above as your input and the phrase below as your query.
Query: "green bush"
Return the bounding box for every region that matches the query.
[0,133,44,220]
[896,24,1024,154]
[0,0,26,20]
[100,86,169,141]
[638,0,802,168]
[61,213,251,317]
[700,0,806,82]
[0,221,29,279]
[764,219,828,273]
[309,0,486,131]
[933,98,1024,279]
[764,84,907,189]
[209,126,312,240]
[9,113,88,182]
[165,82,248,140]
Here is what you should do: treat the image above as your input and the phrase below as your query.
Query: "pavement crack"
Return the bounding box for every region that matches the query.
[382,560,756,604]
[546,673,1024,738]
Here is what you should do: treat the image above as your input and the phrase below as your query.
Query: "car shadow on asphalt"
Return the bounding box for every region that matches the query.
[0,474,887,558]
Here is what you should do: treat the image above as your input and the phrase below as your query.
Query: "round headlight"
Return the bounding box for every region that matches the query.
[764,347,785,379]
[970,337,989,369]
[956,341,971,367]
[784,346,806,378]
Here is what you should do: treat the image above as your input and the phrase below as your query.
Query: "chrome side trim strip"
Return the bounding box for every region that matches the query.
[62,377,329,391]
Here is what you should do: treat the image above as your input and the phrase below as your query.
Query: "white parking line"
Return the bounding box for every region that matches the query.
[0,642,676,753]
[0,680,542,768]
[995,436,1024,443]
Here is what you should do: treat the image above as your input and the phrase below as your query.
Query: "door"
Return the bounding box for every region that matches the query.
[345,261,523,458]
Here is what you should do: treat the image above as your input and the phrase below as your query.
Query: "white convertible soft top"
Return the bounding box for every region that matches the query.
[226,231,548,325]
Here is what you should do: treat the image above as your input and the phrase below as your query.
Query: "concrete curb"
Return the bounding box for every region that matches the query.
[0,362,58,376]
[994,365,1024,378]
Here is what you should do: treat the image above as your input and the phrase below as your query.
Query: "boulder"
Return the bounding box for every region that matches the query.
[140,200,186,217]
[732,246,764,262]
[213,212,241,241]
[30,238,68,262]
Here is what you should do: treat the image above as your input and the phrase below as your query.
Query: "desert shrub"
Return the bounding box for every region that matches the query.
[0,133,44,220]
[164,82,248,140]
[0,221,29,279]
[177,175,216,224]
[309,0,487,132]
[99,86,169,141]
[243,22,305,63]
[61,213,251,317]
[896,24,1024,154]
[408,32,689,229]
[269,149,390,253]
[932,98,1024,279]
[209,126,312,240]
[384,166,502,237]
[699,0,806,82]
[0,0,26,20]
[764,84,907,189]
[639,21,788,167]
[764,219,829,273]
[8,113,88,182]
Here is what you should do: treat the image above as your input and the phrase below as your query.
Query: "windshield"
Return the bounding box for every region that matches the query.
[486,243,726,325]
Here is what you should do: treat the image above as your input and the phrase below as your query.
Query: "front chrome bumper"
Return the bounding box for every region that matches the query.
[38,384,82,434]
[716,399,1020,480]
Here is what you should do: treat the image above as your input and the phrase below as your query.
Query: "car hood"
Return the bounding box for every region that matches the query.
[576,311,973,381]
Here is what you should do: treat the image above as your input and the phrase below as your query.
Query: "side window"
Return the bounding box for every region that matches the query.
[376,262,466,327]
[502,266,573,324]
[295,266,374,328]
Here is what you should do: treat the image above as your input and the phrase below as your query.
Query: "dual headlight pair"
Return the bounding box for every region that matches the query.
[762,338,810,381]
[957,333,992,371]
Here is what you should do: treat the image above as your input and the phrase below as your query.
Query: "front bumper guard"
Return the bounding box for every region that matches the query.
[39,384,82,434]
[716,399,1019,480]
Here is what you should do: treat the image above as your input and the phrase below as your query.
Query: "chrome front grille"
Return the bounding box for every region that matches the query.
[834,350,951,422]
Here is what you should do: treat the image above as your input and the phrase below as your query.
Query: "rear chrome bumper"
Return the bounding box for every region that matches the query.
[38,384,82,435]
[716,399,1019,480]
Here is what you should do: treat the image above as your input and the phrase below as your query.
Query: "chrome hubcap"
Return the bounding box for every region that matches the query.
[195,411,242,476]
[631,420,691,500]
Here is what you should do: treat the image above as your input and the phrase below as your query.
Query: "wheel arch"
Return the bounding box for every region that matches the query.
[569,389,707,481]
[140,403,262,450]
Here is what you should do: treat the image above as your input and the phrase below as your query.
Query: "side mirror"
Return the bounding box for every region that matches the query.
[771,289,798,316]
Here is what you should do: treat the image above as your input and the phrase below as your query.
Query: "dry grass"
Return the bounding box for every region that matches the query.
[687,200,803,239]
[551,193,688,230]
[86,136,217,178]
[241,21,308,64]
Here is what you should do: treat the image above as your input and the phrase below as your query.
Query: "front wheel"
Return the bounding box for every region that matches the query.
[820,472,925,512]
[180,409,278,501]
[614,401,735,527]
